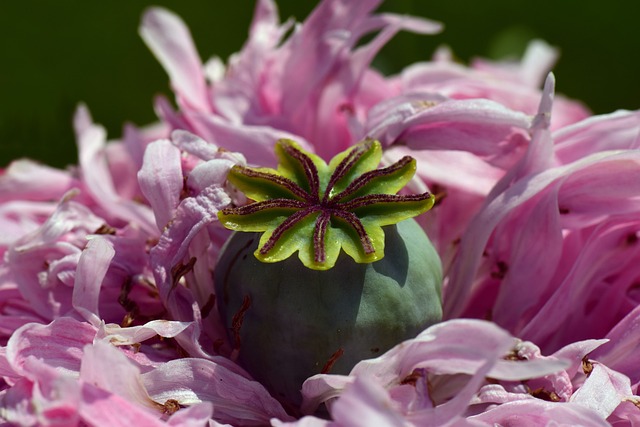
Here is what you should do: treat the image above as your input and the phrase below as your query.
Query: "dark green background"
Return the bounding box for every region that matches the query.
[1,1,637,168]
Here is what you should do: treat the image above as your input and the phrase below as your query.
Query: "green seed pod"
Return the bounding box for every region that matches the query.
[214,217,442,406]
[214,139,443,407]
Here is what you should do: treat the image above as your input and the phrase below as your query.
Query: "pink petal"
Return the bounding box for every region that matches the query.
[0,159,75,203]
[137,139,183,230]
[3,358,82,426]
[367,97,531,166]
[166,402,215,426]
[140,7,210,113]
[570,363,633,420]
[472,40,558,88]
[553,110,640,164]
[72,236,115,325]
[592,305,640,386]
[0,347,14,379]
[80,340,157,411]
[270,416,330,427]
[330,375,407,427]
[150,186,231,358]
[183,112,313,167]
[0,200,57,248]
[6,318,96,376]
[142,358,292,425]
[74,105,156,234]
[469,400,608,426]
[78,382,166,427]
[97,319,192,347]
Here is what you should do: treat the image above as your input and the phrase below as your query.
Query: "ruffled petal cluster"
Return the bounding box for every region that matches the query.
[2,0,639,425]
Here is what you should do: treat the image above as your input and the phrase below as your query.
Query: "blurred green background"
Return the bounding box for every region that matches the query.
[1,1,638,168]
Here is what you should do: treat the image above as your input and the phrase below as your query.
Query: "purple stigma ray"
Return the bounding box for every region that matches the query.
[332,156,414,203]
[322,141,372,203]
[221,198,308,216]
[220,140,433,268]
[341,193,432,211]
[259,207,319,255]
[235,166,312,201]
[331,210,375,255]
[313,211,332,263]
[282,143,321,199]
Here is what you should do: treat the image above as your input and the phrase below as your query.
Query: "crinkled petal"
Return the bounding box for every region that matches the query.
[97,319,192,347]
[138,139,183,230]
[74,105,156,234]
[140,7,210,112]
[330,375,408,427]
[6,318,96,377]
[80,340,157,410]
[570,363,633,420]
[72,236,115,326]
[142,358,293,425]
[469,400,609,426]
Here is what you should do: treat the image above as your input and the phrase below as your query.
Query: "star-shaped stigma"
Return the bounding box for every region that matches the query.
[217,139,434,270]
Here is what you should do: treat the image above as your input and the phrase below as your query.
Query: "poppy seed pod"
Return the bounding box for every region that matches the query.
[214,140,442,406]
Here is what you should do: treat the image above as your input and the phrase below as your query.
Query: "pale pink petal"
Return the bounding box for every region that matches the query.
[97,319,192,347]
[553,110,640,164]
[570,363,633,420]
[552,339,608,379]
[351,320,515,381]
[183,112,313,166]
[78,382,166,427]
[0,159,75,203]
[80,341,157,411]
[330,375,408,427]
[279,0,381,120]
[3,357,82,426]
[166,401,214,426]
[140,7,210,112]
[72,236,115,326]
[0,378,40,425]
[122,120,172,173]
[6,318,96,377]
[74,105,156,234]
[367,98,531,166]
[0,200,57,248]
[303,320,521,415]
[212,0,292,123]
[592,306,640,387]
[187,159,238,195]
[472,40,558,88]
[0,279,45,340]
[301,375,354,415]
[4,198,104,320]
[0,347,14,380]
[270,416,331,427]
[408,360,495,425]
[142,358,293,425]
[150,186,231,359]
[170,130,220,161]
[138,139,183,230]
[607,400,640,425]
[445,150,640,320]
[469,400,608,426]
